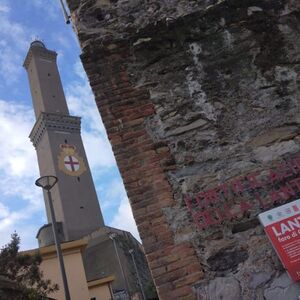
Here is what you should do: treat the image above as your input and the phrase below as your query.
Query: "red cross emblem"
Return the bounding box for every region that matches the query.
[58,144,86,176]
[64,155,80,172]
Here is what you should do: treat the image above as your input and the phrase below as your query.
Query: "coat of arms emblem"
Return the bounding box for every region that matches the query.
[58,144,86,176]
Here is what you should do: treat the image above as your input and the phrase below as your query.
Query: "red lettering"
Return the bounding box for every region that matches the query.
[193,210,217,229]
[240,201,252,214]
[219,183,230,198]
[231,178,244,195]
[290,177,300,192]
[290,157,300,174]
[184,196,194,212]
[214,208,226,222]
[195,192,205,210]
[255,193,270,208]
[246,172,263,189]
[269,170,281,184]
[188,154,300,231]
[217,204,234,221]
[277,162,294,179]
[193,211,208,230]
[202,211,218,226]
[270,190,281,204]
[203,188,220,207]
[279,183,296,200]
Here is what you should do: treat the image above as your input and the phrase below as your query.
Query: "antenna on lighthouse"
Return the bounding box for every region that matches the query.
[58,0,71,24]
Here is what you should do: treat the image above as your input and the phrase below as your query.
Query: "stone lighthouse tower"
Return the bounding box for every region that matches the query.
[23,41,154,298]
[23,41,104,243]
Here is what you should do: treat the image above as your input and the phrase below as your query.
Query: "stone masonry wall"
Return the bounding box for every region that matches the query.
[66,0,300,299]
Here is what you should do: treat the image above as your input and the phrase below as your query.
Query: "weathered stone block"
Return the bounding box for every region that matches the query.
[207,277,241,300]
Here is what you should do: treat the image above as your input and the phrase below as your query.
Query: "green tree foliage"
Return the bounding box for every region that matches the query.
[0,233,58,299]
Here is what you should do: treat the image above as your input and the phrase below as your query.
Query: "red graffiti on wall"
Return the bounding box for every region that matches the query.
[184,155,300,230]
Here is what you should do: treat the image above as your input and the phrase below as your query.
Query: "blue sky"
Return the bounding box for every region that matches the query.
[0,0,139,249]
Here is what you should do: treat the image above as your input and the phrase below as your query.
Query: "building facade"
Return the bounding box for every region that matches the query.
[22,240,115,300]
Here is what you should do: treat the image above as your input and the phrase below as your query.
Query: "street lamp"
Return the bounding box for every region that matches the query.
[109,233,130,298]
[129,249,146,300]
[35,175,71,300]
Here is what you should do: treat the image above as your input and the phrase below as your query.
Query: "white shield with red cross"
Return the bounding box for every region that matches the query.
[58,144,87,176]
[64,155,80,172]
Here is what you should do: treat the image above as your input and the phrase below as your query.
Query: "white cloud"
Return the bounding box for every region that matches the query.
[65,62,140,240]
[0,99,43,249]
[0,100,37,177]
[74,60,86,80]
[0,0,139,251]
[66,63,105,133]
[0,3,10,13]
[99,179,127,210]
[29,0,60,20]
[101,178,140,241]
[66,61,140,241]
[0,4,32,84]
[0,1,62,85]
[82,130,116,170]
[0,221,41,251]
[110,196,140,242]
[0,203,9,219]
[0,187,43,250]
[65,61,116,170]
[53,33,72,49]
[0,5,29,51]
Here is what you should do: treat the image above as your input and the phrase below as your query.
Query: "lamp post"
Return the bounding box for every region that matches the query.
[129,249,146,300]
[109,233,130,299]
[58,0,71,24]
[35,176,71,300]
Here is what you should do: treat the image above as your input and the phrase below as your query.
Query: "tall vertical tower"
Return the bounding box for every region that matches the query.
[24,41,104,242]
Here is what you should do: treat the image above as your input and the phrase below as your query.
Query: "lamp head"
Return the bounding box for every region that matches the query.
[35,176,58,191]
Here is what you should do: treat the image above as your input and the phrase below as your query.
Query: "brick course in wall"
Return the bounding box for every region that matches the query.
[80,44,203,299]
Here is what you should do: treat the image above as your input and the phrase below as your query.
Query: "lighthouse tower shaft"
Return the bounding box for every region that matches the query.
[24,41,104,242]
